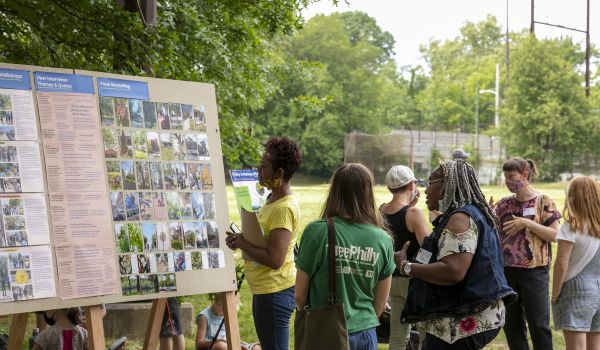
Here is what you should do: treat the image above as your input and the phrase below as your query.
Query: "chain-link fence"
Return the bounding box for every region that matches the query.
[344,130,505,185]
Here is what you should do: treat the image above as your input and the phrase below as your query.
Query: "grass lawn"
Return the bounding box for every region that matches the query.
[0,180,569,349]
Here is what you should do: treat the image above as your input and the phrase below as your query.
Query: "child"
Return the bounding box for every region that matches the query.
[195,294,261,350]
[32,308,88,350]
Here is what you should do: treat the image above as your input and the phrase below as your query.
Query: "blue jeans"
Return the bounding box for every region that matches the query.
[252,286,295,350]
[348,328,377,350]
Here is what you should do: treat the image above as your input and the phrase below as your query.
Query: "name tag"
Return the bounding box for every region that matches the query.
[523,207,536,216]
[415,248,432,264]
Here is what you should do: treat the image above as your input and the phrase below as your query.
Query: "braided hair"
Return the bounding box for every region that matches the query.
[437,159,497,227]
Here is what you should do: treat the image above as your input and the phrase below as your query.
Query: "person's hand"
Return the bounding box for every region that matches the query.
[393,241,410,271]
[226,231,243,250]
[503,215,530,237]
[551,294,559,304]
[409,189,420,207]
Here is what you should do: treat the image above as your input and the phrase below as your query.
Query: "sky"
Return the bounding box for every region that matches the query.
[302,0,598,69]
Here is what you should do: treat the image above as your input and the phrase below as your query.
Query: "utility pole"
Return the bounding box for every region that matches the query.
[505,0,510,89]
[530,0,535,34]
[475,82,480,153]
[585,0,590,97]
[495,64,500,128]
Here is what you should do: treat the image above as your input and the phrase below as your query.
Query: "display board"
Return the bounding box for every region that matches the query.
[0,63,236,315]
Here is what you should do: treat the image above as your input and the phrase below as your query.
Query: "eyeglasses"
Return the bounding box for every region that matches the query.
[426,178,443,186]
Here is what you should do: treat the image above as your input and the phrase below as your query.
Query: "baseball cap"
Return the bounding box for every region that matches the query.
[452,148,470,159]
[385,165,416,189]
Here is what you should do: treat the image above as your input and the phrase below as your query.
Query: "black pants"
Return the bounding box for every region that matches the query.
[503,266,553,350]
[424,328,500,349]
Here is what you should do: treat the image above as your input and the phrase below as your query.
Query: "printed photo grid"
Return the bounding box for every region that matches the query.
[99,97,223,297]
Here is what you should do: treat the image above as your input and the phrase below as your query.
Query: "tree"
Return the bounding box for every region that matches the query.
[502,35,590,178]
[254,12,405,175]
[416,15,503,133]
[0,0,313,167]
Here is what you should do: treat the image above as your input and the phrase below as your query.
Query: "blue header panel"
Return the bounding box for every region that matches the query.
[34,72,94,94]
[97,78,149,100]
[229,169,259,182]
[0,69,31,90]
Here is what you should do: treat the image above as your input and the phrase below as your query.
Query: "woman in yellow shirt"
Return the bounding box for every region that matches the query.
[226,137,301,350]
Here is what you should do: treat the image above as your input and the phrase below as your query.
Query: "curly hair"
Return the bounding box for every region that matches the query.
[265,137,302,181]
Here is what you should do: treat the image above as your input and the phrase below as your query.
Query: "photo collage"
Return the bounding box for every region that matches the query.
[99,96,224,297]
[0,198,27,247]
[0,252,34,302]
[0,144,21,193]
[0,94,16,141]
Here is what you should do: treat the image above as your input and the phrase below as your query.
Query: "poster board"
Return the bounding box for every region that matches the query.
[0,63,236,316]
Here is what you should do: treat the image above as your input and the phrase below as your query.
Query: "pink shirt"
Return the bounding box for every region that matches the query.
[62,329,73,350]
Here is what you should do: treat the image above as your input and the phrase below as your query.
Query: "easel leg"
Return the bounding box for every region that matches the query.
[223,291,241,350]
[86,305,106,350]
[143,298,167,350]
[8,313,29,350]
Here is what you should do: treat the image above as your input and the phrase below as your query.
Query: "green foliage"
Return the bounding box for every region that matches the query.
[502,36,590,179]
[416,15,503,133]
[430,147,443,171]
[0,0,313,167]
[128,224,144,252]
[254,12,405,176]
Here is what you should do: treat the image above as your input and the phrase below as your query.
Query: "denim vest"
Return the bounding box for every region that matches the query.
[401,204,517,323]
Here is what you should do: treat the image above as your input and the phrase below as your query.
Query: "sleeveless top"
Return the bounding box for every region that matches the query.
[382,205,420,276]
[197,306,226,340]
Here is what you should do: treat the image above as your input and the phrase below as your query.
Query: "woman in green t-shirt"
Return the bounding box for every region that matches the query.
[295,163,395,350]
[226,136,302,350]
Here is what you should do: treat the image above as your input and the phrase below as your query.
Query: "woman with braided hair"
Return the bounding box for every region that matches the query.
[395,159,516,349]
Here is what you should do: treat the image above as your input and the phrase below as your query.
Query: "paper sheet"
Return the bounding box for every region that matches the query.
[240,208,266,261]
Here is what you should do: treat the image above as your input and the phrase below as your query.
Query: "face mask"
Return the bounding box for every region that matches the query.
[43,313,56,326]
[409,190,418,203]
[265,177,282,190]
[506,178,526,193]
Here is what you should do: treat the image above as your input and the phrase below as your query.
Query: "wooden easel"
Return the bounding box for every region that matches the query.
[143,293,241,350]
[7,305,107,350]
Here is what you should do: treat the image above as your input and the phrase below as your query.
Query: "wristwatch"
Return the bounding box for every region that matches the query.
[402,261,412,276]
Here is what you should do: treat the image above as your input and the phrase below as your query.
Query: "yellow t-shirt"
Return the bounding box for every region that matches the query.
[244,195,300,294]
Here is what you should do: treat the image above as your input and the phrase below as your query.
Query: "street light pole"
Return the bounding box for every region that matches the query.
[475,82,480,152]
[495,64,500,127]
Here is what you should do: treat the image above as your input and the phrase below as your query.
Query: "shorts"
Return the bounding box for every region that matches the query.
[553,276,600,332]
[160,298,183,337]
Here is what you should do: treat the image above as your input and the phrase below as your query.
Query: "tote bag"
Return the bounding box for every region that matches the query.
[294,217,349,350]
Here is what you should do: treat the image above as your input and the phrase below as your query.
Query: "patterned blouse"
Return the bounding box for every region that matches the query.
[495,194,561,268]
[34,325,88,350]
[422,219,506,344]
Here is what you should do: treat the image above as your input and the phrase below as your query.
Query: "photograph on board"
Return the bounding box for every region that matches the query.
[115,98,130,127]
[103,128,119,159]
[169,222,183,250]
[143,101,157,129]
[134,161,151,190]
[118,254,132,275]
[157,103,170,130]
[125,192,140,221]
[111,192,126,222]
[106,161,122,191]
[152,192,168,220]
[129,99,144,128]
[99,97,115,126]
